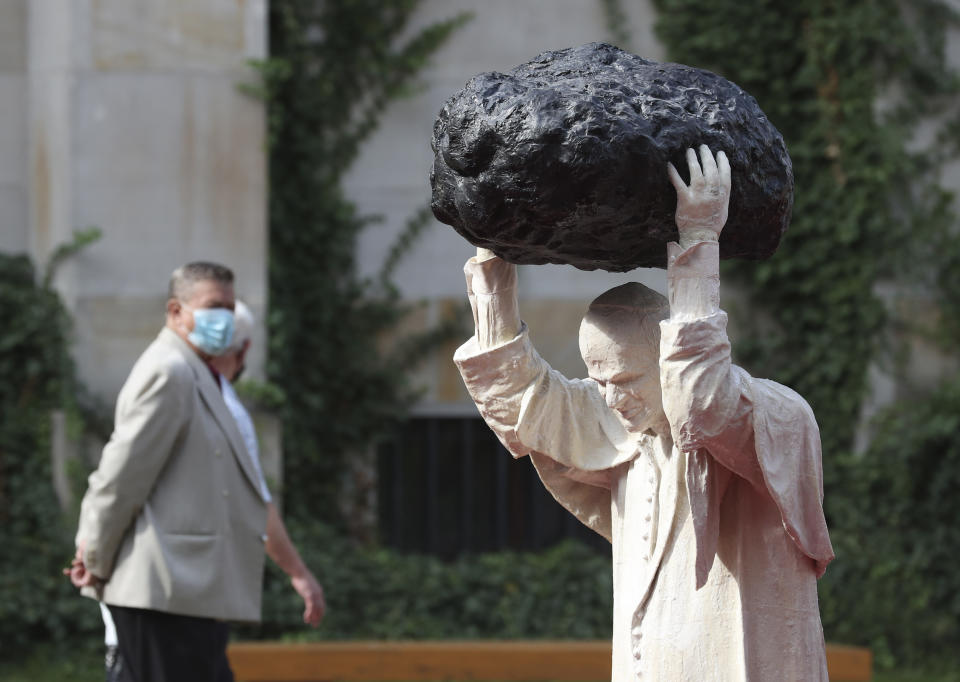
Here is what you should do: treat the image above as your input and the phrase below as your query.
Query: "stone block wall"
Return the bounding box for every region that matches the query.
[20,0,269,402]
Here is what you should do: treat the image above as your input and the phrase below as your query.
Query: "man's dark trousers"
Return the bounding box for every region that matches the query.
[108,605,233,682]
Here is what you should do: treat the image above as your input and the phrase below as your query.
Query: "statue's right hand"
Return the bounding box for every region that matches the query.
[466,247,521,349]
[667,144,731,239]
[476,246,497,262]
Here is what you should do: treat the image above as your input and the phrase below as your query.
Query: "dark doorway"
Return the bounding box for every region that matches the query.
[377,416,608,559]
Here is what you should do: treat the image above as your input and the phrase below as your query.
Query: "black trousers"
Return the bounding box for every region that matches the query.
[107,605,234,682]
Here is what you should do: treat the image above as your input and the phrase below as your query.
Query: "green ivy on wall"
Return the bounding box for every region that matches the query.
[252,1,470,525]
[0,230,103,653]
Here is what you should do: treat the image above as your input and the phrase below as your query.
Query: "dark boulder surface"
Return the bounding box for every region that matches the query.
[430,42,793,271]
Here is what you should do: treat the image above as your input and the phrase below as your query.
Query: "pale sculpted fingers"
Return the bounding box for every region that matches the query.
[668,147,721,192]
[666,161,687,193]
[686,147,703,186]
[670,144,731,236]
[717,150,731,193]
[698,144,718,180]
[694,146,731,201]
[697,145,731,199]
[670,146,728,190]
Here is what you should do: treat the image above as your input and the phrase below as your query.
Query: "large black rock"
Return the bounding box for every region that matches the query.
[430,42,793,271]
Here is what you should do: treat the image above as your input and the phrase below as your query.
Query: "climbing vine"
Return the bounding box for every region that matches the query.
[253,1,469,525]
[0,229,103,652]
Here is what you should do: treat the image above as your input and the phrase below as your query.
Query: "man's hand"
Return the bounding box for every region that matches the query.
[263,503,327,627]
[667,145,731,243]
[291,572,326,627]
[62,541,101,589]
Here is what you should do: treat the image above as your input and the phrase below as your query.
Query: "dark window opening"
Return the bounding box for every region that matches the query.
[377,416,609,559]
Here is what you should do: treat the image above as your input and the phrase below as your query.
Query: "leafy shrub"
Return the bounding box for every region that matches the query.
[0,251,102,656]
[239,523,613,642]
[818,378,960,668]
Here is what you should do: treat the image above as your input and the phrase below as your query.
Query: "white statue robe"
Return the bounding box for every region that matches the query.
[453,240,834,682]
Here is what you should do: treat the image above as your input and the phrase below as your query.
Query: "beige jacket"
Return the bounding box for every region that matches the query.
[76,327,267,622]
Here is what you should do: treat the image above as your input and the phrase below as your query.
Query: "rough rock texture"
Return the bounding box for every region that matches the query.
[430,42,793,271]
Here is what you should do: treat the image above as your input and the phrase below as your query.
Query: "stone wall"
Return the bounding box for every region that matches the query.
[19,0,269,402]
[0,0,28,254]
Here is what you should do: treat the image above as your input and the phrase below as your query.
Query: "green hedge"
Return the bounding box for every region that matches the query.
[818,378,960,669]
[239,525,612,641]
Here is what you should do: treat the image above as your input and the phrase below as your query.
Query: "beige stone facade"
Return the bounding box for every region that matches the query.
[0,1,28,255]
[2,0,268,402]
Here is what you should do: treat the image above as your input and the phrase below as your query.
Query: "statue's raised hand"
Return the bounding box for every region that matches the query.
[667,145,731,242]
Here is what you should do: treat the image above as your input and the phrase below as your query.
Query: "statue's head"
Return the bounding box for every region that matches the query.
[579,282,669,435]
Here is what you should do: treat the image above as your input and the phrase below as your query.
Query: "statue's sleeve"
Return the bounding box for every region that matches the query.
[659,240,766,489]
[659,240,834,575]
[454,258,636,540]
[455,257,633,473]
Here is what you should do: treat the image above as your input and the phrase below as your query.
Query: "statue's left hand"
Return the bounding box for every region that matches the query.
[667,145,731,240]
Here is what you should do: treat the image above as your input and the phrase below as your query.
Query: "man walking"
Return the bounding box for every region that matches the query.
[67,262,273,681]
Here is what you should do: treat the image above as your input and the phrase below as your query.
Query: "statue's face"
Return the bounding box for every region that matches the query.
[579,316,666,435]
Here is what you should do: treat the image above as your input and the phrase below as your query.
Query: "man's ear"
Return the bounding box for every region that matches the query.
[166,298,181,317]
[238,339,251,363]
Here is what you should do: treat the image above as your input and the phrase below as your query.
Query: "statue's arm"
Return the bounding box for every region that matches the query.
[454,249,622,480]
[468,247,521,349]
[660,146,765,489]
[454,248,536,456]
[660,148,833,569]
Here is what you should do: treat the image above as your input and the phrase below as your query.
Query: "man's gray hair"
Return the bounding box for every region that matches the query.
[168,261,234,301]
[230,300,255,352]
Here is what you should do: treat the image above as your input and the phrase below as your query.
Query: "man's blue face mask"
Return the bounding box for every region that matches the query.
[188,307,235,356]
